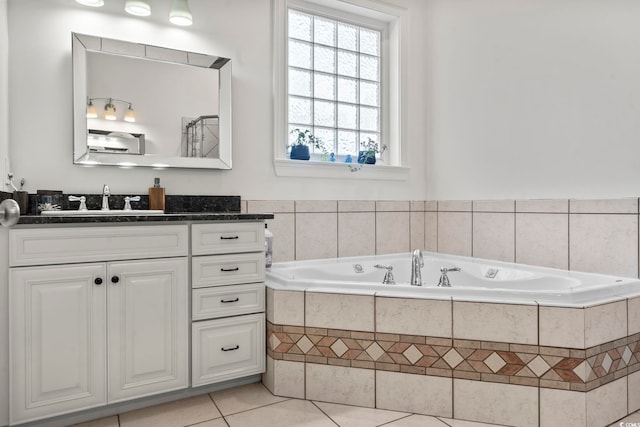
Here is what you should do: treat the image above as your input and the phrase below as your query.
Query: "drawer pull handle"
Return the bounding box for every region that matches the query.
[220,267,240,272]
[221,345,240,352]
[220,236,239,240]
[220,298,239,303]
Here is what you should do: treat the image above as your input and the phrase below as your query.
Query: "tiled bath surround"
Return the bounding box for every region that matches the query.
[252,197,640,426]
[263,289,640,427]
[245,198,640,278]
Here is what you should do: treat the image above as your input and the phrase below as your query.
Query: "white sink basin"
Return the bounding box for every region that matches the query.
[41,210,165,216]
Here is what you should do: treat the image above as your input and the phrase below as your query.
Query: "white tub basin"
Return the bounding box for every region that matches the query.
[41,210,165,216]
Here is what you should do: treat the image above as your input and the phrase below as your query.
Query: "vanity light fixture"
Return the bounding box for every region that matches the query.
[75,0,104,7]
[86,98,136,123]
[169,0,193,26]
[125,0,151,16]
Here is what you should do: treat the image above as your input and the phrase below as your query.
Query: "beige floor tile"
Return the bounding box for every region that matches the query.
[119,394,222,427]
[188,419,228,427]
[225,399,336,427]
[381,414,449,426]
[609,412,640,426]
[314,401,408,427]
[68,416,120,427]
[438,418,512,426]
[210,383,289,416]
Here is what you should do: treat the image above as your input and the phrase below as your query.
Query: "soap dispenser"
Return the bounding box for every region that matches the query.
[149,177,165,211]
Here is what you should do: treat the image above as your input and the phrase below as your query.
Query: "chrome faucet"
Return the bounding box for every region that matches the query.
[410,249,424,286]
[101,184,110,211]
[438,267,461,287]
[374,264,395,285]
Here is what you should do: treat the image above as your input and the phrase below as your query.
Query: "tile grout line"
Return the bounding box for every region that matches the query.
[310,401,340,426]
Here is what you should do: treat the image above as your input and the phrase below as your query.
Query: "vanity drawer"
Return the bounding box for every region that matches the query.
[192,252,265,288]
[10,225,189,267]
[192,313,265,386]
[192,222,264,255]
[192,283,265,321]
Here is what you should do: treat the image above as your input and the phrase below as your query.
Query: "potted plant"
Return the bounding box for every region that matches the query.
[357,138,386,165]
[289,128,323,160]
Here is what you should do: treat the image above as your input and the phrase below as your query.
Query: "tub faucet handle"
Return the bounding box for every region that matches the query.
[438,267,461,287]
[123,196,141,211]
[68,195,87,211]
[374,264,396,285]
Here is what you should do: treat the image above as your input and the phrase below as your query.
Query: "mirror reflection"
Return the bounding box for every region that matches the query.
[72,33,232,169]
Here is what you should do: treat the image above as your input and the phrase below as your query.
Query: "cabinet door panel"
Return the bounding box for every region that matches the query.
[107,258,188,403]
[10,264,107,424]
[192,313,265,386]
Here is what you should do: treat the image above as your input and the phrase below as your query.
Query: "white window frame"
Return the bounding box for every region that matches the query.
[272,0,409,180]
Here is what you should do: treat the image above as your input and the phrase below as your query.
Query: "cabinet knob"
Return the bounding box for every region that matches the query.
[111,276,120,284]
[94,277,103,285]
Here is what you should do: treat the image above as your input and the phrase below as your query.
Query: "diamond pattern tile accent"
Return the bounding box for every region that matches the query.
[443,348,463,369]
[331,339,349,358]
[527,355,551,378]
[484,352,507,373]
[297,336,314,354]
[623,346,633,365]
[403,345,423,365]
[269,333,282,351]
[366,342,385,361]
[266,321,640,392]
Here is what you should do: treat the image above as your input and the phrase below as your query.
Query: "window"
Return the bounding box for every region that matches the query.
[273,0,409,180]
[287,9,382,161]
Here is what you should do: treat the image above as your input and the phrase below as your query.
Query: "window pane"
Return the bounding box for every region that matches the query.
[337,51,357,78]
[337,103,357,129]
[289,68,312,97]
[314,17,336,46]
[360,55,379,81]
[289,11,312,41]
[313,128,336,153]
[314,73,336,100]
[289,40,312,69]
[338,130,357,155]
[314,45,336,73]
[314,100,335,127]
[360,106,379,131]
[360,28,380,56]
[337,23,357,51]
[337,77,357,104]
[289,97,312,125]
[360,81,379,106]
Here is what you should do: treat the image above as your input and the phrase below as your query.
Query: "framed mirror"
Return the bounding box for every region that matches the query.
[72,33,232,169]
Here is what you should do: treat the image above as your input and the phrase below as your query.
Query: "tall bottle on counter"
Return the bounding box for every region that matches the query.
[149,177,165,211]
[264,223,273,268]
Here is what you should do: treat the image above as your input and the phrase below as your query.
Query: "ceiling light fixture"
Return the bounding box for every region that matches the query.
[75,0,104,7]
[169,0,193,26]
[125,0,151,17]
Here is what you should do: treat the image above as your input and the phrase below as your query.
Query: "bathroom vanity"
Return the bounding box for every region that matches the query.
[4,209,271,426]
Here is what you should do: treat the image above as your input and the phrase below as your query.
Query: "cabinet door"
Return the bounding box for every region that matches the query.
[107,258,188,403]
[10,264,107,424]
[192,313,265,386]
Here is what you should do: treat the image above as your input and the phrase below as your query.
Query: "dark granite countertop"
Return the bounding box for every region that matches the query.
[16,212,273,225]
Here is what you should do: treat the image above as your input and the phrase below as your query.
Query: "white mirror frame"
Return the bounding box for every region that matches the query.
[72,33,232,170]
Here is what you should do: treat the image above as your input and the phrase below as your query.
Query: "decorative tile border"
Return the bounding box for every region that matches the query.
[267,322,640,392]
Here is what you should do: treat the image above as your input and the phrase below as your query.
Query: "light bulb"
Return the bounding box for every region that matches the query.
[124,104,136,123]
[86,100,98,119]
[125,0,151,17]
[76,0,104,7]
[169,0,193,26]
[104,101,117,121]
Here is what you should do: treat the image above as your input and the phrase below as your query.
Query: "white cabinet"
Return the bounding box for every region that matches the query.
[9,226,189,425]
[191,222,266,387]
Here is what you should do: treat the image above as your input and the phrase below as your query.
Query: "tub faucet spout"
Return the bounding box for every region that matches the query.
[410,249,424,286]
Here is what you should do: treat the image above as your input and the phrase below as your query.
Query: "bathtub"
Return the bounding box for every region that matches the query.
[265,251,640,307]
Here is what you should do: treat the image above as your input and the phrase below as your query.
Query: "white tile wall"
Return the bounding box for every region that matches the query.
[539,388,586,427]
[437,212,472,256]
[453,301,537,344]
[306,364,375,408]
[306,292,374,331]
[377,371,452,417]
[472,212,515,262]
[515,213,568,269]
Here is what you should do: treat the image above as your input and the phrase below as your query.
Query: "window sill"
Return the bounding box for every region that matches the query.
[274,159,409,181]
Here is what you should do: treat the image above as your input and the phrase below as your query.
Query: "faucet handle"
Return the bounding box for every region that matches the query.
[68,195,87,211]
[374,264,395,285]
[123,196,141,211]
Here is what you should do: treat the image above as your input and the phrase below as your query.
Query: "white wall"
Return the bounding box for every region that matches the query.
[425,0,640,200]
[0,0,8,186]
[6,0,427,200]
